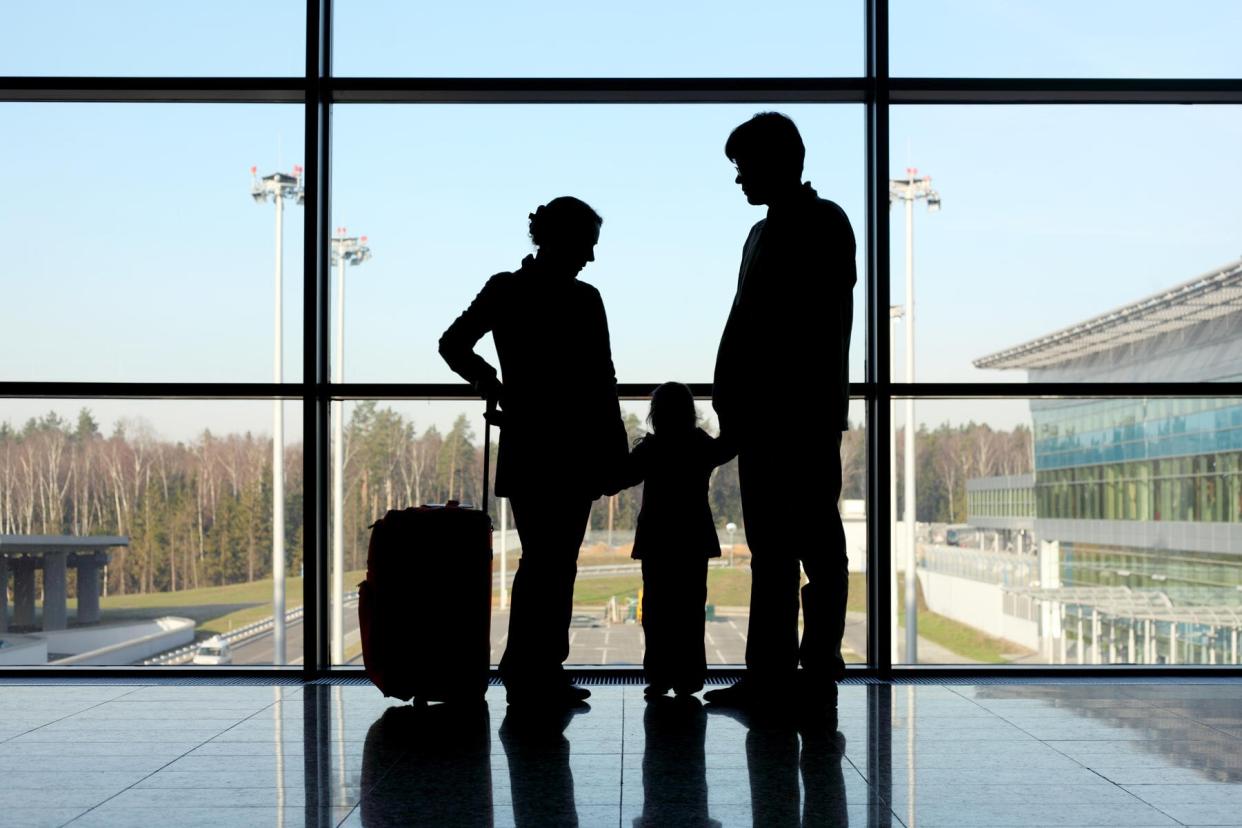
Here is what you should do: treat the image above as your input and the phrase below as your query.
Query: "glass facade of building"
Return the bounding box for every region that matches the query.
[1032,399,1242,523]
[966,484,1036,521]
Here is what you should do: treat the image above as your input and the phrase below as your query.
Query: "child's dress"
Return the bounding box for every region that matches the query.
[624,428,734,693]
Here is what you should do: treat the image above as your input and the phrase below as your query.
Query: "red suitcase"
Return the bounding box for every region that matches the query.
[358,405,494,702]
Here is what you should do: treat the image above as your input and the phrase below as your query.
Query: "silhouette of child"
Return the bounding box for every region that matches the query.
[619,383,736,697]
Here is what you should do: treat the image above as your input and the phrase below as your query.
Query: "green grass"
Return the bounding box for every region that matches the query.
[571,575,642,605]
[896,575,1019,664]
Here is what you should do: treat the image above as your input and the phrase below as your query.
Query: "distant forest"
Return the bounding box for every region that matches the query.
[0,405,1030,597]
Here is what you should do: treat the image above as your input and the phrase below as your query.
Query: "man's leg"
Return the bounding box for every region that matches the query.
[706,446,800,707]
[740,447,802,687]
[499,496,592,695]
[799,435,848,682]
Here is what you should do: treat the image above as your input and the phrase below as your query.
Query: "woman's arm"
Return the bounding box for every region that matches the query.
[438,275,503,399]
[590,287,631,491]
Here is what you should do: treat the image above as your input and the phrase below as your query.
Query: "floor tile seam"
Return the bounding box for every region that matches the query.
[1073,764,1192,826]
[334,802,360,828]
[939,682,1173,808]
[617,686,628,828]
[59,692,291,827]
[0,685,144,748]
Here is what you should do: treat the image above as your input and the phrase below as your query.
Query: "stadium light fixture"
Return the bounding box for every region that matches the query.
[889,166,942,664]
[330,228,372,664]
[250,164,305,666]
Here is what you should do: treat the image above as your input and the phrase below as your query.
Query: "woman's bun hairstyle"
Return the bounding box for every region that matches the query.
[529,196,603,247]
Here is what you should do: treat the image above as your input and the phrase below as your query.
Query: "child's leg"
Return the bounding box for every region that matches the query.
[673,559,709,694]
[641,560,671,693]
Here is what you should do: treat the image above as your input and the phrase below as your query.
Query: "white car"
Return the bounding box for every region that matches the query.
[191,638,232,665]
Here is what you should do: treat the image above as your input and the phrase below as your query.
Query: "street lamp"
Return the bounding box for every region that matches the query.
[726,522,737,567]
[890,167,941,664]
[330,229,372,664]
[251,164,304,665]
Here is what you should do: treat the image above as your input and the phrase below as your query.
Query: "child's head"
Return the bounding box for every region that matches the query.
[647,382,698,435]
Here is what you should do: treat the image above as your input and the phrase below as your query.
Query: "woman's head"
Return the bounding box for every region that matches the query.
[529,196,603,276]
[647,382,698,435]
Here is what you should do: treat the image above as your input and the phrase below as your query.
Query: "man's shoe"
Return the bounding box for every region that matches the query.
[506,684,590,708]
[795,674,839,708]
[644,684,670,699]
[703,680,760,708]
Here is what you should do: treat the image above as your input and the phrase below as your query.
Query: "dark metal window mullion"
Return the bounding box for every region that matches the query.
[302,0,331,674]
[865,0,892,676]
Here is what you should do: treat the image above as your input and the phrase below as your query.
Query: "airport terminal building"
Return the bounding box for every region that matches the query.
[964,258,1242,662]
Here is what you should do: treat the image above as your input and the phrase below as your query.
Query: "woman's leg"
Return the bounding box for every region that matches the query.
[499,496,592,692]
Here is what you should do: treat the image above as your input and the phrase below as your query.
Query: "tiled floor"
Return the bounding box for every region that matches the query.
[3,679,1242,826]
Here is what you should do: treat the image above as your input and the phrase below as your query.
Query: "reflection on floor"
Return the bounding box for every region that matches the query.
[2,678,1242,826]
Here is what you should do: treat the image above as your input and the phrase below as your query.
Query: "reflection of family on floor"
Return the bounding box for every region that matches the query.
[440,112,856,715]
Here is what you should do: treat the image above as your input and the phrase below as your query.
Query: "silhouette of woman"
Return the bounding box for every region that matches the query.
[440,196,628,706]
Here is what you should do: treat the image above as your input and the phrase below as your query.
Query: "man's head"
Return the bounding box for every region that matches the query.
[725,112,805,205]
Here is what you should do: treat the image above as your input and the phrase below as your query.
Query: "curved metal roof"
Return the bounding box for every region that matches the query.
[1014,585,1242,626]
[974,258,1242,370]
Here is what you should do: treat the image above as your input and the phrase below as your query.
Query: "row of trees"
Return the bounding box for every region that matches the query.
[0,405,1030,598]
[0,410,303,597]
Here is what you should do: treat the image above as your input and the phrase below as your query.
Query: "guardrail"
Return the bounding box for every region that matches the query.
[141,591,359,666]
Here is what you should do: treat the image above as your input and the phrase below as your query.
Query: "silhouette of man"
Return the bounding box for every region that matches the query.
[500,705,586,826]
[705,112,856,710]
[440,197,628,707]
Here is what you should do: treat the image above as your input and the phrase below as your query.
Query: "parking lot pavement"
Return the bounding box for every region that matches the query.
[488,609,750,666]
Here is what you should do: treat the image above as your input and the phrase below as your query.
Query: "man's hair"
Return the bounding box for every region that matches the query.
[528,196,603,247]
[724,112,805,177]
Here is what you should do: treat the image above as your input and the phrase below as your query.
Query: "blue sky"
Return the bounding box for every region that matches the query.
[3,2,1241,440]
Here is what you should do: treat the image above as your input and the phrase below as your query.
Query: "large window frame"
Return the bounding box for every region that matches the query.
[4,0,1241,677]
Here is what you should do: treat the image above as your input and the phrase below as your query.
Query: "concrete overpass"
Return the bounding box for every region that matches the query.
[0,535,128,632]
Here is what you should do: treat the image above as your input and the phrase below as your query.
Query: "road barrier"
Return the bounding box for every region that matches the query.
[142,591,359,665]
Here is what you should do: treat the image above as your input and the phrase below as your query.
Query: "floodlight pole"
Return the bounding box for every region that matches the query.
[330,231,372,664]
[890,168,941,664]
[889,304,903,664]
[252,166,304,665]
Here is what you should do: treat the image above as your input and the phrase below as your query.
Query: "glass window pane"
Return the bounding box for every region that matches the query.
[1,2,304,76]
[0,398,302,667]
[331,104,864,386]
[330,398,866,667]
[1,104,305,383]
[891,1,1242,78]
[890,105,1242,385]
[334,1,862,77]
[896,396,1242,665]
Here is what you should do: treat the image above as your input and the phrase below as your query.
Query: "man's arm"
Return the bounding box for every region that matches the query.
[712,223,764,439]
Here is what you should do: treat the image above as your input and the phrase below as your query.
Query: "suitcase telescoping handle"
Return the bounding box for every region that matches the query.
[481,396,495,517]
